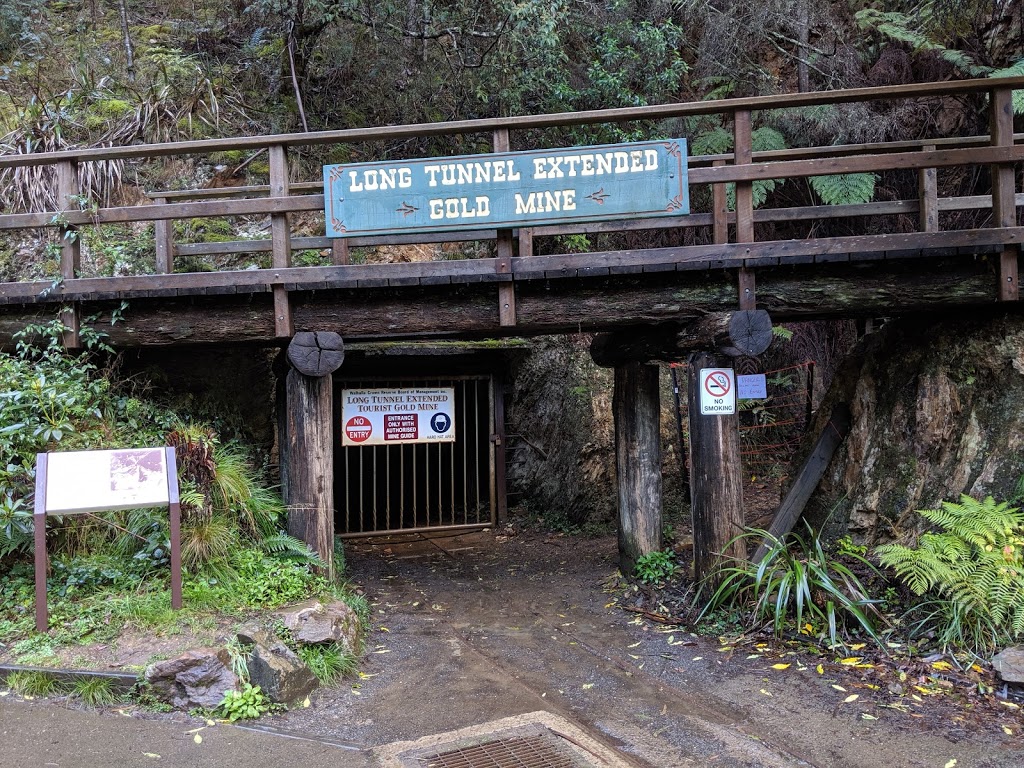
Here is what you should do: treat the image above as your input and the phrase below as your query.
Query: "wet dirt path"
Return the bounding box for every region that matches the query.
[257,529,1024,767]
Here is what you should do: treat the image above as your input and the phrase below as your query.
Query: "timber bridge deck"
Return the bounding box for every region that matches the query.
[0,76,1022,349]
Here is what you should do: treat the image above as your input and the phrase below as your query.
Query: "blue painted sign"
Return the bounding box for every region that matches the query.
[323,139,688,237]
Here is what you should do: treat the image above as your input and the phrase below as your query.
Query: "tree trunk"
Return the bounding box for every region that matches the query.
[686,352,745,585]
[283,368,335,577]
[614,361,662,575]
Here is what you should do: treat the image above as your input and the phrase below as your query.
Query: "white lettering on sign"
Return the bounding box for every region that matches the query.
[347,167,413,192]
[422,160,522,187]
[428,196,491,220]
[341,387,456,446]
[513,190,577,214]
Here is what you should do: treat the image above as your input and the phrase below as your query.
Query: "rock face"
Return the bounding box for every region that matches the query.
[803,312,1024,544]
[247,640,318,704]
[275,599,362,653]
[144,648,240,709]
[992,647,1024,683]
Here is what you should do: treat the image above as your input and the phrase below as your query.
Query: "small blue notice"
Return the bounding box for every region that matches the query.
[737,374,767,400]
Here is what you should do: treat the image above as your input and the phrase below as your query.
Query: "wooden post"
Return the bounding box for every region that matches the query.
[153,196,175,274]
[492,372,508,526]
[686,352,745,585]
[918,146,938,233]
[283,368,334,578]
[613,361,662,575]
[493,128,517,327]
[269,144,294,337]
[733,110,756,311]
[990,87,1019,302]
[56,161,81,349]
[712,159,728,245]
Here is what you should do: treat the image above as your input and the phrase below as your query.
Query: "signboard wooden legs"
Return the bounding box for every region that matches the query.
[686,352,746,585]
[614,361,663,574]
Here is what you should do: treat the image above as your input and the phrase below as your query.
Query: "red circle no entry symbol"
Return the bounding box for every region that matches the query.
[345,415,372,443]
[703,370,731,398]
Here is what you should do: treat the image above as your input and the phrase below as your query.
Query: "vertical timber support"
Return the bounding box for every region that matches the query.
[686,352,745,585]
[493,128,517,326]
[733,110,756,311]
[991,86,1019,302]
[712,159,728,245]
[56,161,81,348]
[919,146,938,234]
[283,368,334,579]
[153,196,175,274]
[270,144,295,336]
[613,361,662,575]
[492,373,508,526]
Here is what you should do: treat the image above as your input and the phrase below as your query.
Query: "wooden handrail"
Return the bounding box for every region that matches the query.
[0,76,1021,169]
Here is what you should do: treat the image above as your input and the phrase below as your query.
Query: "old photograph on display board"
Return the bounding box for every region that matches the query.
[45,447,170,514]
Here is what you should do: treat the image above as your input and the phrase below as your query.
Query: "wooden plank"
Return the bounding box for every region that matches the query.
[493,128,517,328]
[270,144,293,337]
[332,238,350,265]
[0,76,1020,170]
[991,87,1020,302]
[752,404,851,563]
[57,161,81,349]
[153,197,174,274]
[919,146,938,233]
[713,159,729,245]
[689,143,1024,187]
[614,361,663,575]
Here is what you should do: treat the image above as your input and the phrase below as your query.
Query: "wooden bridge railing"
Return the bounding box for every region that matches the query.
[0,76,1021,346]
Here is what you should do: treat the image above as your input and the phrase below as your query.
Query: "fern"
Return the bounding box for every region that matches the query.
[876,495,1024,655]
[989,59,1024,115]
[810,173,877,206]
[262,532,327,569]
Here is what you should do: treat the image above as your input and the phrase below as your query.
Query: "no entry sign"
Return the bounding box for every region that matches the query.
[341,388,456,446]
[699,368,736,415]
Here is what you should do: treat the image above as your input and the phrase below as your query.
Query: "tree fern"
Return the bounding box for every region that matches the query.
[989,59,1024,114]
[876,495,1024,655]
[810,173,877,206]
[262,532,327,569]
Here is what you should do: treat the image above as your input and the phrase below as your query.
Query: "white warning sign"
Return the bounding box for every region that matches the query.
[341,388,456,446]
[699,368,736,416]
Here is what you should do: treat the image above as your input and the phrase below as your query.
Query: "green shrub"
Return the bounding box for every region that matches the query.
[634,550,679,584]
[876,494,1024,656]
[698,527,885,648]
[216,682,270,722]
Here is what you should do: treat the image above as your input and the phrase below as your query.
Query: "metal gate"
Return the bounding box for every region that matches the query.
[335,375,495,537]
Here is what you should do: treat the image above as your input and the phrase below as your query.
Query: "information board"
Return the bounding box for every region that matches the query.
[45,447,170,514]
[324,138,688,237]
[341,388,456,446]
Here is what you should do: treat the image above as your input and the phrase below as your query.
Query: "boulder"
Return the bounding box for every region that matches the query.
[144,648,240,709]
[236,622,274,648]
[248,640,318,704]
[275,599,362,652]
[992,646,1024,683]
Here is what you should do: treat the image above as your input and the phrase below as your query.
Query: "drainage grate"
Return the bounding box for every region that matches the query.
[414,732,592,768]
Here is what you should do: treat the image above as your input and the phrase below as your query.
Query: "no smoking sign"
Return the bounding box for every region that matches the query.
[699,368,736,415]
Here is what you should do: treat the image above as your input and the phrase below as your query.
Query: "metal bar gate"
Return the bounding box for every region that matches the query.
[335,375,495,537]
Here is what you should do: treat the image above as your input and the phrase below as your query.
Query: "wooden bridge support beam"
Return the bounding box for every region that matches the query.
[493,128,517,327]
[282,367,335,578]
[56,161,81,349]
[990,87,1019,302]
[733,110,756,311]
[686,352,746,586]
[613,361,662,576]
[270,144,294,337]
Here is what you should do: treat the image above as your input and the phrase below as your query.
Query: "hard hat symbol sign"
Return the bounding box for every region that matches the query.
[430,413,452,434]
[704,370,731,398]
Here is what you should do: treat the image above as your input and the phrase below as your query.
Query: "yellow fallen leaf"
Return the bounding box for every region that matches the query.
[839,657,862,665]
[627,641,641,648]
[759,689,773,697]
[582,683,595,690]
[302,697,311,708]
[832,685,847,692]
[911,694,924,702]
[861,714,877,720]
[718,647,733,652]
[944,760,957,768]
[843,694,859,703]
[971,664,984,674]
[1002,726,1014,736]
[931,661,953,671]
[143,754,161,759]
[746,654,762,660]
[999,701,1020,709]
[193,734,202,745]
[770,663,791,670]
[205,720,215,727]
[816,664,824,675]
[692,656,703,661]
[357,672,377,680]
[849,643,866,651]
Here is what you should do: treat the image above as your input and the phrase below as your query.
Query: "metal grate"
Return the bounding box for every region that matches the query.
[415,733,591,768]
[336,376,495,537]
